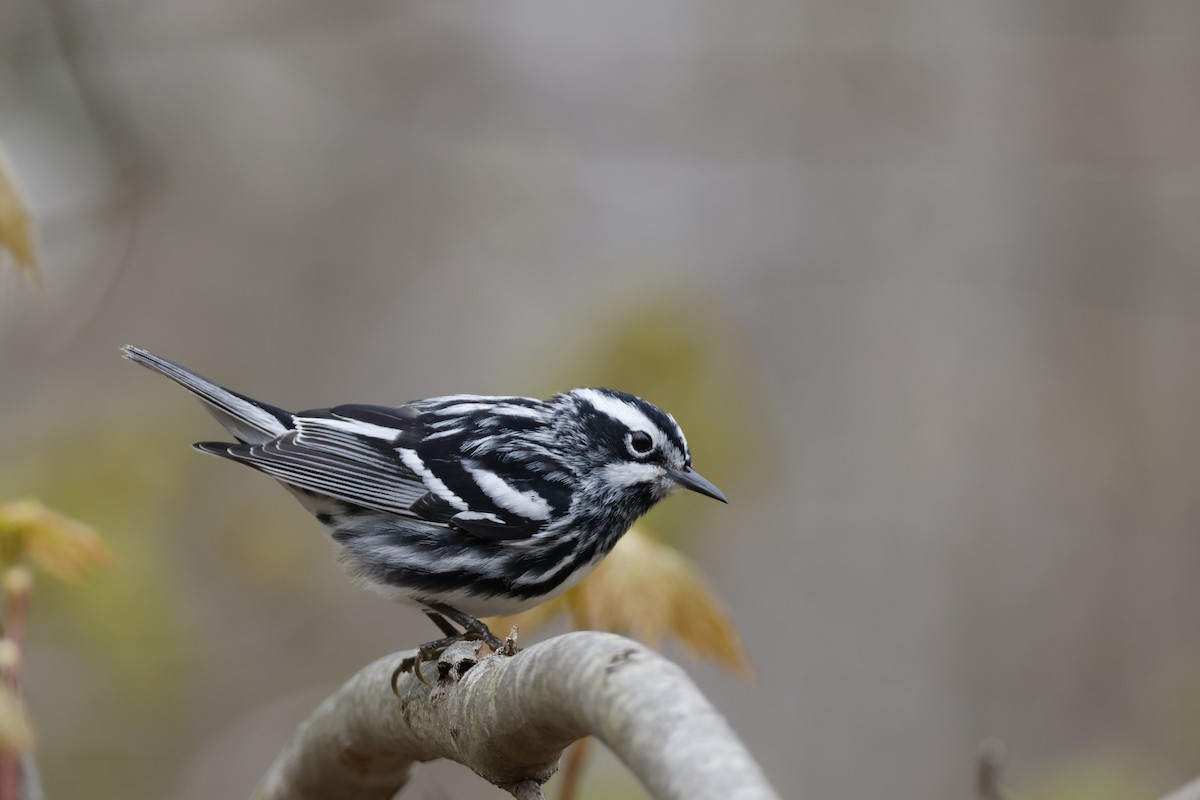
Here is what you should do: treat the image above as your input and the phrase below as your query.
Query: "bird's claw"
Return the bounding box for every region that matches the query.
[391,611,523,696]
[392,631,491,694]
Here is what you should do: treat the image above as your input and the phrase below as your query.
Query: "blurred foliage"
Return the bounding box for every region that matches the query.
[1160,667,1200,769]
[0,500,114,582]
[211,499,325,595]
[1,411,195,713]
[537,290,772,546]
[1018,748,1171,800]
[506,291,761,676]
[0,411,207,800]
[503,291,762,800]
[490,525,752,679]
[0,685,33,754]
[0,145,39,285]
[0,484,118,790]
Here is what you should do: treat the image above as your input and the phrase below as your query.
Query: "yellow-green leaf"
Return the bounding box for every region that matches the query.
[0,684,33,753]
[490,525,753,679]
[0,145,39,285]
[0,500,115,582]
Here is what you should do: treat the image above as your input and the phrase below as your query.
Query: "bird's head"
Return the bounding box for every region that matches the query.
[564,388,727,507]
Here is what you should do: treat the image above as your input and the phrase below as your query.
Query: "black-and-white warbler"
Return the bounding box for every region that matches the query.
[122,346,726,671]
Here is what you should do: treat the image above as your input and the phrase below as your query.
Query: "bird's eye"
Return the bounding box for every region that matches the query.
[627,431,654,456]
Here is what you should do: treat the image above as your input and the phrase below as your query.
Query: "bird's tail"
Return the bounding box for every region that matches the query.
[121,345,292,443]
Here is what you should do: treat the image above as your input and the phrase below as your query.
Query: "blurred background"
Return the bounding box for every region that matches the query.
[2,1,1200,798]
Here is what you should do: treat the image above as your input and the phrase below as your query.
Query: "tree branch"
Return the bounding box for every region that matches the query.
[255,631,778,800]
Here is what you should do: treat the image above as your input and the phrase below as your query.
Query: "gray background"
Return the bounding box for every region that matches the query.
[2,2,1200,798]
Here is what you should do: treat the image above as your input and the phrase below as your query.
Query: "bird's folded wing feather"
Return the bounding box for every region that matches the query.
[198,405,553,540]
[199,412,428,517]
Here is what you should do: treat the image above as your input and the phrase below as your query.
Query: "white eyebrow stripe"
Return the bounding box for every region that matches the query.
[466,466,552,521]
[574,389,655,435]
[397,448,468,510]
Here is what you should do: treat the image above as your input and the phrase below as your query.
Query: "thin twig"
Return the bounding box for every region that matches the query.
[18,754,42,800]
[1,612,25,699]
[39,0,159,341]
[0,567,33,800]
[557,737,592,800]
[975,739,1008,800]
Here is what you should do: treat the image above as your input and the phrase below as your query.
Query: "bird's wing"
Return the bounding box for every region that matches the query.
[197,404,430,518]
[401,399,577,540]
[198,403,570,541]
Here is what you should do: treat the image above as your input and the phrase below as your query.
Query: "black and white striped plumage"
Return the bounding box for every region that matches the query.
[121,346,726,642]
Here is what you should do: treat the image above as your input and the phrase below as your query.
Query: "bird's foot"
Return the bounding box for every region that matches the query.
[429,603,506,651]
[391,631,484,692]
[391,607,518,695]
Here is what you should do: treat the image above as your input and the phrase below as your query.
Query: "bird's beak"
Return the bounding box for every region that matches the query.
[667,466,728,503]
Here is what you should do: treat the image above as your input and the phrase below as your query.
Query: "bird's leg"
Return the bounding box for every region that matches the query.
[424,610,461,638]
[428,603,505,651]
[393,605,512,693]
[392,606,502,691]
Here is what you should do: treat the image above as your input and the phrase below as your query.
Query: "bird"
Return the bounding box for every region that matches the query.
[121,345,727,679]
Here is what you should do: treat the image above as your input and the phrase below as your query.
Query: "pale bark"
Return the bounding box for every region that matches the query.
[255,631,778,800]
